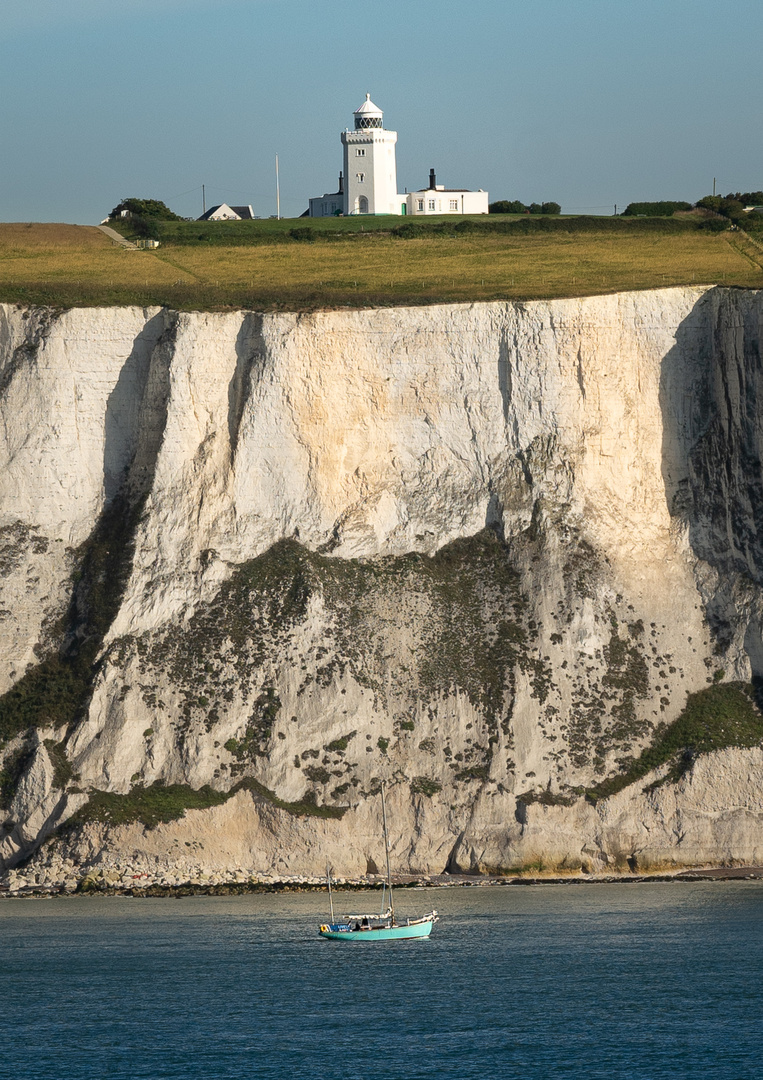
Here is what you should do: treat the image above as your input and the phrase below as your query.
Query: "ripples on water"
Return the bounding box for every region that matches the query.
[2,881,762,1079]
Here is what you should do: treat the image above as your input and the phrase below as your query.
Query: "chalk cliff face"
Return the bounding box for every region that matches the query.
[1,288,763,879]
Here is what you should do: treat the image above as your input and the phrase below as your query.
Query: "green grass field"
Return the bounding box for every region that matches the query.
[0,217,761,310]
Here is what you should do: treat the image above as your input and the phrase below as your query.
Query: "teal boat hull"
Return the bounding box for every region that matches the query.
[319,919,435,942]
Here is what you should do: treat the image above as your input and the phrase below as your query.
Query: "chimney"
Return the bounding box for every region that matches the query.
[338,171,344,194]
[429,168,436,190]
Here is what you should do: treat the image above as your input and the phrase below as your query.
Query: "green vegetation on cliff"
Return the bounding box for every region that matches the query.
[66,777,347,825]
[130,531,535,775]
[69,781,229,829]
[65,775,347,831]
[0,496,144,747]
[587,682,763,803]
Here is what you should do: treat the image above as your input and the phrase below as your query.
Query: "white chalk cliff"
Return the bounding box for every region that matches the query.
[1,288,763,880]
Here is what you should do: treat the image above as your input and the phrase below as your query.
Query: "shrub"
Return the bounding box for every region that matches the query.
[489,200,527,214]
[696,193,763,230]
[621,201,692,217]
[454,765,490,781]
[303,765,331,784]
[325,731,356,753]
[130,216,161,240]
[109,198,181,221]
[489,199,560,215]
[410,776,442,797]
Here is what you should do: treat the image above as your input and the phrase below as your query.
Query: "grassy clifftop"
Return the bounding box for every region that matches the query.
[0,217,761,310]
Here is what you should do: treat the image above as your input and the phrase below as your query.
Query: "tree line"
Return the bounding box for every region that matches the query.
[621,194,763,229]
[695,192,763,227]
[109,191,762,233]
[621,201,692,216]
[489,200,561,215]
[489,191,762,227]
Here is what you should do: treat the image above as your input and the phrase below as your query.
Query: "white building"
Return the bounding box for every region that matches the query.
[341,94,401,216]
[308,95,487,217]
[307,175,344,218]
[404,169,488,216]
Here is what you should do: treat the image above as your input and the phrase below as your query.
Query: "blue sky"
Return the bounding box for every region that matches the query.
[1,0,761,222]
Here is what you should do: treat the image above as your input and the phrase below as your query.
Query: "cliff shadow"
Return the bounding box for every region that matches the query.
[228,313,266,463]
[0,313,176,742]
[659,286,763,675]
[103,311,169,504]
[0,312,179,864]
[498,327,512,422]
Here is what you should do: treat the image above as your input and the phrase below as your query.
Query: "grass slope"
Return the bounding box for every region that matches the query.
[0,219,760,310]
[587,682,763,803]
[67,776,347,831]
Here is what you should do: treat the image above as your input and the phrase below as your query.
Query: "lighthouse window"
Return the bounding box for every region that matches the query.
[417,199,424,211]
[450,199,459,210]
[356,149,365,156]
[428,199,436,210]
[356,173,365,183]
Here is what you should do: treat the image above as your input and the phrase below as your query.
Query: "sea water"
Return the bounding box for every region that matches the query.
[2,881,762,1079]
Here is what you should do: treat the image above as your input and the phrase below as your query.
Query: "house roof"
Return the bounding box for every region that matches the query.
[197,203,255,221]
[198,204,230,221]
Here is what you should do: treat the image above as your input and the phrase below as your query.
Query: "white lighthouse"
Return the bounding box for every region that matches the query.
[341,94,401,216]
[306,94,488,218]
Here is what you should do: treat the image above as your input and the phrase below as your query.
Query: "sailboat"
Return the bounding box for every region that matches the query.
[318,781,439,941]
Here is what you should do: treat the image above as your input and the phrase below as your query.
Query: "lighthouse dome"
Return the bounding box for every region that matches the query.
[354,93,383,129]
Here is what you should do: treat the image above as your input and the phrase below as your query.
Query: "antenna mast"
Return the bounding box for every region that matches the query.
[326,863,335,923]
[275,154,280,220]
[380,780,394,924]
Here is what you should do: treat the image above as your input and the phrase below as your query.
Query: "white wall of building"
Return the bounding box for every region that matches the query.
[309,194,342,217]
[405,189,489,215]
[342,130,401,215]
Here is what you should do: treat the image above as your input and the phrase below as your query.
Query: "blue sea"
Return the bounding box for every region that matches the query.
[2,881,762,1079]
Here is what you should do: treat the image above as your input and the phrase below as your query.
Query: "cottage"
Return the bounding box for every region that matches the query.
[307,175,344,218]
[405,169,488,216]
[197,203,255,221]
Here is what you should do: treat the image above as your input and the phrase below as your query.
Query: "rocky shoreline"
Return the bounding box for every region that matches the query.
[3,861,763,899]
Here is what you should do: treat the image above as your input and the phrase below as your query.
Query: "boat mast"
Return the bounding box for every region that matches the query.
[380,780,394,923]
[326,863,335,923]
